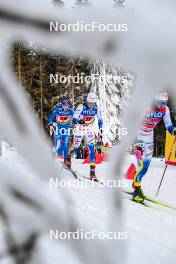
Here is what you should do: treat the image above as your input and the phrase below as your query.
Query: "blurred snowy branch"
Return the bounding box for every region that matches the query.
[0,0,176,263]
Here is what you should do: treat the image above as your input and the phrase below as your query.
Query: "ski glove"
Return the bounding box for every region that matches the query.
[173,128,176,136]
[168,125,176,136]
[72,118,78,125]
[49,121,57,126]
[78,119,85,125]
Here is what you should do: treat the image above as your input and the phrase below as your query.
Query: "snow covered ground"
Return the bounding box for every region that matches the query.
[0,149,176,264]
[122,156,176,264]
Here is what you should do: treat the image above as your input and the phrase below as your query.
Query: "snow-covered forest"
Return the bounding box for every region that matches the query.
[13,44,135,144]
[13,44,176,153]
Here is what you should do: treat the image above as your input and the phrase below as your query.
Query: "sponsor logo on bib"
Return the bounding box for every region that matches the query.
[146,112,163,118]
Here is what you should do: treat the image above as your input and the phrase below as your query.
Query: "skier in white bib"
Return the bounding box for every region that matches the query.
[133,92,176,202]
[69,92,103,180]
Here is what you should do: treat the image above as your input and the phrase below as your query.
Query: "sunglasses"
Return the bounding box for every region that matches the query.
[159,101,167,106]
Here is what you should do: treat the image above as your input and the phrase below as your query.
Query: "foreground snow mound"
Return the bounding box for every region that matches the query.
[0,151,176,264]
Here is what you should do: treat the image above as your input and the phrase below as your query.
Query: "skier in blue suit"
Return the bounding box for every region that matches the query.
[48,97,74,167]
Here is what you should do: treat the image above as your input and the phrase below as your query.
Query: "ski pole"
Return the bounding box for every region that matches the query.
[49,125,56,157]
[156,136,176,196]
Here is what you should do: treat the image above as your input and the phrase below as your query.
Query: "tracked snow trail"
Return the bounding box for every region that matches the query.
[0,150,176,264]
[122,155,176,264]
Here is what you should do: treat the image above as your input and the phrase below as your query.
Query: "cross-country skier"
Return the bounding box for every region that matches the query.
[48,97,74,167]
[69,92,103,181]
[133,92,176,202]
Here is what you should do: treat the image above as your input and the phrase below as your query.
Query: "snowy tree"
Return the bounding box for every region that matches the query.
[91,61,134,143]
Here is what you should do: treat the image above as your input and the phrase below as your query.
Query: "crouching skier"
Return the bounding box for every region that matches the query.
[133,92,176,203]
[69,92,103,181]
[48,97,74,168]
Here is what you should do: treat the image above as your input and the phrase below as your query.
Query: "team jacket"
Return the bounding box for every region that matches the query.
[73,103,103,129]
[48,106,74,127]
[139,106,174,137]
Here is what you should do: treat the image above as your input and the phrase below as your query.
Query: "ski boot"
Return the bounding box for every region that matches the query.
[132,181,145,198]
[90,163,98,182]
[64,154,72,169]
[132,186,145,203]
